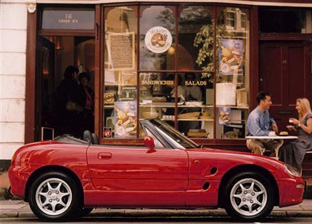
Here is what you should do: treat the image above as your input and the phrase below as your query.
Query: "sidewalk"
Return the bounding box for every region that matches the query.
[1,199,312,218]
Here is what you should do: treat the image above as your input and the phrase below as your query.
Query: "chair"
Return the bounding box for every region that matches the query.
[91,133,99,144]
[83,130,92,143]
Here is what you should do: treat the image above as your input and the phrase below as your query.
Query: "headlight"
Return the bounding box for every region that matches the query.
[285,164,300,177]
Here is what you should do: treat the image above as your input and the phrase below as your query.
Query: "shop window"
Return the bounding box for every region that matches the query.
[102,4,251,143]
[177,72,214,139]
[259,8,312,33]
[178,6,213,71]
[216,7,250,139]
[103,6,138,138]
[139,73,176,129]
[140,6,176,71]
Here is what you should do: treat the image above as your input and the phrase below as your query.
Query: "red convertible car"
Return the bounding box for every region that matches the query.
[9,119,304,221]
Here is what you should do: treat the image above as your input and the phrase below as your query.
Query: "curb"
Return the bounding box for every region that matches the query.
[1,209,312,219]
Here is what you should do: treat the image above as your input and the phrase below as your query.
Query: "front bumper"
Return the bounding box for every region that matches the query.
[8,164,38,200]
[278,176,305,207]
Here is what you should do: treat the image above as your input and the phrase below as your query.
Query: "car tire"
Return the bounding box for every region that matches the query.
[223,171,274,221]
[29,172,82,220]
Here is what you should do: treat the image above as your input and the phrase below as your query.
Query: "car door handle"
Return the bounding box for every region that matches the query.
[98,152,112,159]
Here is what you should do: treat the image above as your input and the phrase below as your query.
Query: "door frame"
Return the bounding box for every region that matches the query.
[25,5,98,143]
[259,39,312,102]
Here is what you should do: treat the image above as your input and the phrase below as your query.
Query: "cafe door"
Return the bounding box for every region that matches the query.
[259,41,312,132]
[35,37,55,141]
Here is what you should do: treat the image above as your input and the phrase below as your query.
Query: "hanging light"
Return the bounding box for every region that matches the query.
[55,37,63,50]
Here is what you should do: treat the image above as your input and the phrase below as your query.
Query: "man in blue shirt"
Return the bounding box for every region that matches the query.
[246,92,282,155]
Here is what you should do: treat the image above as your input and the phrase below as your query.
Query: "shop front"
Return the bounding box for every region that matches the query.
[22,1,312,175]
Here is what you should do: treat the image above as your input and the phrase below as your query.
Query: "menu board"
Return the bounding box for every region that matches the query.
[108,32,135,70]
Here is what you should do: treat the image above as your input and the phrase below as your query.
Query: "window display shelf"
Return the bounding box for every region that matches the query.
[104,83,136,87]
[104,105,115,108]
[178,119,214,121]
[140,103,214,108]
[216,105,249,109]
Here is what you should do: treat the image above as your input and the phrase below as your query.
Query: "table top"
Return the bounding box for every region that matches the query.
[246,135,298,140]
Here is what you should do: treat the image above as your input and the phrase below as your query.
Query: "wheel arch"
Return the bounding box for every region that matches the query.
[24,165,84,204]
[218,164,279,207]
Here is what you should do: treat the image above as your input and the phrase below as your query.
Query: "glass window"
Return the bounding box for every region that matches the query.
[177,72,214,139]
[216,7,250,139]
[259,8,312,33]
[139,72,176,129]
[102,4,251,143]
[103,6,138,138]
[178,6,213,71]
[140,6,176,70]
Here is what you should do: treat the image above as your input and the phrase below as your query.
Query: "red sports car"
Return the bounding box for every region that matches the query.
[9,119,304,221]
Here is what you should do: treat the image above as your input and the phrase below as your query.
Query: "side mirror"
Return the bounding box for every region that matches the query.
[144,136,156,153]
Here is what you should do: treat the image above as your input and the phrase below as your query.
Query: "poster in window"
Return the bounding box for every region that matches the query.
[114,101,137,138]
[219,39,243,76]
[107,32,135,71]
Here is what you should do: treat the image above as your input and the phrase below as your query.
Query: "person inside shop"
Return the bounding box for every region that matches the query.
[78,72,95,134]
[183,72,202,101]
[246,91,282,156]
[279,98,312,175]
[52,65,84,138]
[166,74,186,101]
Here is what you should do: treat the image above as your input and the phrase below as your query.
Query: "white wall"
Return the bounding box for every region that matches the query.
[0,1,27,160]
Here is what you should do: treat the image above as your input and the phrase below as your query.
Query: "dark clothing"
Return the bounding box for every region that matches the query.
[53,79,84,137]
[279,113,312,171]
[79,85,95,133]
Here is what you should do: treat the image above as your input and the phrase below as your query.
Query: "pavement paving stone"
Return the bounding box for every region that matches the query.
[0,200,311,219]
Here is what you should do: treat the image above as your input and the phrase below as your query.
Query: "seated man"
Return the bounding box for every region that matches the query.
[246,92,282,156]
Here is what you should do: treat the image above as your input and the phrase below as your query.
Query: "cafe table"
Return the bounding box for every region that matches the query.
[246,135,298,159]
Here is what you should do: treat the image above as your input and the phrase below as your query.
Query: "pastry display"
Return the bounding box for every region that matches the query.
[152,96,167,102]
[178,112,200,119]
[143,111,159,119]
[188,129,208,138]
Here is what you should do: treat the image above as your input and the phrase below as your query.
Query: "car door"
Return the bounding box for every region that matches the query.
[87,144,188,207]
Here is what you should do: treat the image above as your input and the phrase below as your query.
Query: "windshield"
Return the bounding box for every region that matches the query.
[149,119,200,149]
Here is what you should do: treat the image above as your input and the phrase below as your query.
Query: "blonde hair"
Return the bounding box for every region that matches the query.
[296,98,312,119]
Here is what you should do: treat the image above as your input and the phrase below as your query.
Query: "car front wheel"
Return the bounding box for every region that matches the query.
[223,172,274,221]
[29,172,81,220]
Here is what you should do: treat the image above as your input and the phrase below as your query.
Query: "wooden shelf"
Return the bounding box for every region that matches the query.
[216,105,249,109]
[178,119,214,121]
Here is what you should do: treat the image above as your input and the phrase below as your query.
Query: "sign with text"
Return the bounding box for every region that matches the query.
[107,32,135,71]
[42,9,95,30]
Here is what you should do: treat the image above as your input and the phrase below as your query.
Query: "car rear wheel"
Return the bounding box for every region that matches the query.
[223,171,274,221]
[29,172,81,220]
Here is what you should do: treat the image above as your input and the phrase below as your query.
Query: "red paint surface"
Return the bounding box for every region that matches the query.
[9,141,304,209]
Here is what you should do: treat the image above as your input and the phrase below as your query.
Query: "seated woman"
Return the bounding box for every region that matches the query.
[279,98,312,175]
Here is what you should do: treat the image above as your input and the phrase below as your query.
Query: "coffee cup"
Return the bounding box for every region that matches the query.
[269,131,276,136]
